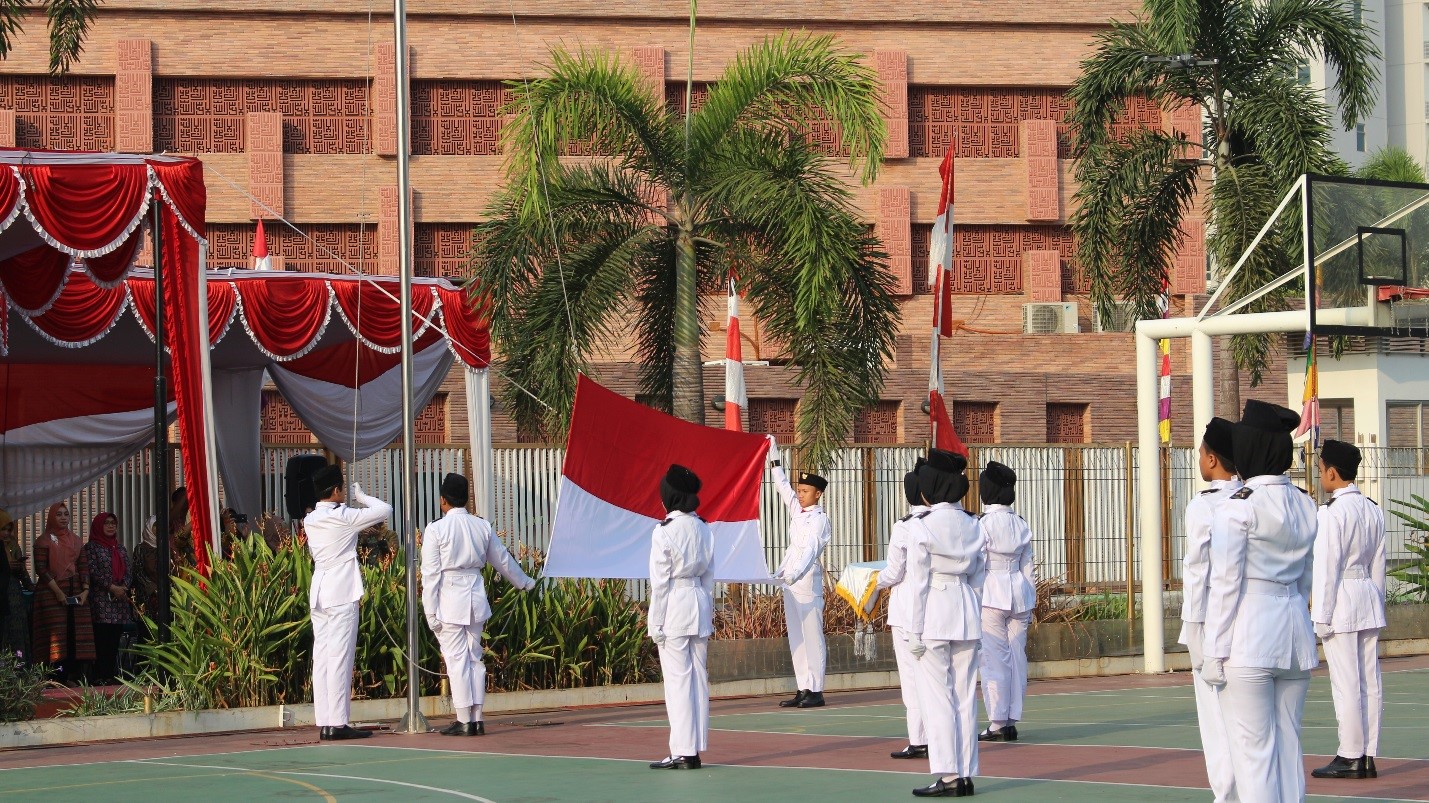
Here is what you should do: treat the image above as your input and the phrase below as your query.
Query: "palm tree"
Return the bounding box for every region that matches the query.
[1356,146,1427,183]
[472,32,897,468]
[1068,0,1378,414]
[0,0,100,73]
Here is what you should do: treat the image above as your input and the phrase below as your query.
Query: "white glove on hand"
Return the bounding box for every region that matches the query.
[652,630,666,647]
[426,617,442,635]
[351,482,364,498]
[1201,657,1227,687]
[1315,622,1334,640]
[521,577,537,591]
[908,634,926,659]
[765,434,780,461]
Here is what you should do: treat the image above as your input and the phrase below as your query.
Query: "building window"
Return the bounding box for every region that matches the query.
[853,401,901,443]
[748,398,798,444]
[1387,402,1424,448]
[1356,124,1366,152]
[1296,61,1312,86]
[1320,398,1355,443]
[952,401,998,443]
[1046,403,1089,444]
[1352,0,1362,23]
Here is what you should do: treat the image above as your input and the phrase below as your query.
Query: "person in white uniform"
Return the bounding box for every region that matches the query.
[975,461,1035,744]
[1178,417,1242,803]
[1202,400,1318,803]
[647,465,717,770]
[766,434,832,709]
[303,464,391,741]
[875,459,930,759]
[1310,439,1387,781]
[421,472,536,737]
[907,448,985,798]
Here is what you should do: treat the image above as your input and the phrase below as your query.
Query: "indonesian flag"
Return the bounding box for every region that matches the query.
[253,219,273,270]
[1158,285,1172,444]
[725,275,746,431]
[1293,332,1320,445]
[542,375,774,581]
[927,147,967,457]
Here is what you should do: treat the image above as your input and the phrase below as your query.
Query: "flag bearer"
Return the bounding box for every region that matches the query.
[975,461,1036,744]
[1178,418,1242,803]
[766,434,832,709]
[1202,400,1318,803]
[304,465,390,741]
[875,458,931,759]
[1310,440,1387,781]
[647,465,717,770]
[421,473,536,736]
[908,448,985,798]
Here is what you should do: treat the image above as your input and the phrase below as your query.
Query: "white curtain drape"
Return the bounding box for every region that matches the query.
[211,367,265,519]
[464,367,492,518]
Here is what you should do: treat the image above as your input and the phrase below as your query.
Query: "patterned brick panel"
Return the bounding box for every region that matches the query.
[153,78,370,154]
[0,76,114,151]
[114,39,153,153]
[665,81,710,115]
[952,401,998,443]
[909,88,1161,159]
[748,398,798,444]
[261,390,315,444]
[415,223,479,279]
[875,50,909,159]
[877,186,913,295]
[1046,402,1089,443]
[0,110,12,147]
[246,111,284,219]
[414,393,449,445]
[375,42,399,156]
[1172,217,1207,295]
[853,400,901,443]
[630,46,667,103]
[1164,101,1202,160]
[379,186,415,276]
[911,224,1077,295]
[1024,249,1062,302]
[209,222,375,273]
[1022,119,1060,221]
[411,80,511,156]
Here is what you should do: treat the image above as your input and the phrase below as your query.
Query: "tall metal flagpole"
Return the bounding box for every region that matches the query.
[392,0,428,734]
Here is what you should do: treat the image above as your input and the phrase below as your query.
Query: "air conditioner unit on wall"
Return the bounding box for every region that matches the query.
[1093,301,1138,333]
[1022,302,1080,334]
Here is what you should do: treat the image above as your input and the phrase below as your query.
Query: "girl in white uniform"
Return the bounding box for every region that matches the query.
[975,461,1035,743]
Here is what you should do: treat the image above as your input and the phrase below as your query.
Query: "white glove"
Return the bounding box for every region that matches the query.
[520,577,537,591]
[651,630,666,646]
[908,634,926,659]
[426,617,442,635]
[1315,621,1334,640]
[351,482,364,498]
[770,572,787,587]
[1201,657,1226,687]
[765,434,780,463]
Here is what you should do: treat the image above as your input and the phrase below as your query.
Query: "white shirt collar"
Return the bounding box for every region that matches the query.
[983,504,1012,513]
[1209,478,1240,490]
[1244,474,1292,488]
[1332,483,1361,499]
[443,507,467,519]
[908,504,929,514]
[664,509,694,521]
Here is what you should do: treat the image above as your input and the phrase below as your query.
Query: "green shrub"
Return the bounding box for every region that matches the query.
[0,652,49,721]
[1390,495,1429,602]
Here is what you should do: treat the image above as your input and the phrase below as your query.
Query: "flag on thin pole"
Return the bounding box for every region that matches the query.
[725,274,746,432]
[1293,333,1320,446]
[253,219,273,270]
[927,147,967,457]
[1157,285,1172,443]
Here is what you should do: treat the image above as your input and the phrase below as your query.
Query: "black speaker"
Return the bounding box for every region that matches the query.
[284,454,330,520]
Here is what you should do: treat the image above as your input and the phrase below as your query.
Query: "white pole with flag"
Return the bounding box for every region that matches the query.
[725,275,746,432]
[253,218,273,270]
[928,148,954,447]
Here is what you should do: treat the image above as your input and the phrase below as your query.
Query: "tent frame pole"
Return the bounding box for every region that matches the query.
[152,199,172,642]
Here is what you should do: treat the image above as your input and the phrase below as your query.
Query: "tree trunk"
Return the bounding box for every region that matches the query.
[1216,336,1241,418]
[671,219,705,424]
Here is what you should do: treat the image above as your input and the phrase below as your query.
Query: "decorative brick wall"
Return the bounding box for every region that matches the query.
[153,78,370,154]
[1164,100,1202,160]
[911,224,1075,295]
[0,76,114,151]
[1022,119,1059,221]
[665,81,709,115]
[748,398,798,444]
[114,39,153,153]
[411,80,510,156]
[246,111,284,219]
[630,46,667,102]
[875,50,909,159]
[877,186,913,295]
[1172,217,1207,295]
[1046,402,1089,443]
[260,390,315,444]
[378,186,413,276]
[374,42,400,156]
[415,223,479,279]
[0,110,12,147]
[909,88,1161,159]
[414,393,449,445]
[853,400,901,443]
[209,222,376,273]
[1025,249,1062,302]
[952,401,998,443]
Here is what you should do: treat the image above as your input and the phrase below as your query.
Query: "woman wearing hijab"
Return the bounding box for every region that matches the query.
[976,461,1036,744]
[31,503,95,682]
[83,513,134,682]
[0,509,30,657]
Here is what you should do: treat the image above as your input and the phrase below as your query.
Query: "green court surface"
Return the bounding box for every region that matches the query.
[0,745,1410,803]
[612,668,1429,761]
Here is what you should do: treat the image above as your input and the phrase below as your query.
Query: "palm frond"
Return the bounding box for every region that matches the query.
[0,0,29,61]
[1144,0,1202,54]
[1224,73,1339,179]
[44,0,97,74]
[1066,23,1168,154]
[1248,0,1380,130]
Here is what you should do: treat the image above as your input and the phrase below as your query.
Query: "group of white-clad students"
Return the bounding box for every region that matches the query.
[297,398,1386,802]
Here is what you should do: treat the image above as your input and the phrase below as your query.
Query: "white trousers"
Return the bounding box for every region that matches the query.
[1323,629,1381,758]
[892,626,926,745]
[436,621,487,715]
[659,635,710,757]
[978,607,1030,726]
[1185,623,1239,803]
[783,590,826,692]
[311,601,360,727]
[1216,664,1310,803]
[916,639,980,778]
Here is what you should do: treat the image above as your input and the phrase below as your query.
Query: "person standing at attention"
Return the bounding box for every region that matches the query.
[766,434,831,709]
[875,458,931,759]
[975,461,1036,744]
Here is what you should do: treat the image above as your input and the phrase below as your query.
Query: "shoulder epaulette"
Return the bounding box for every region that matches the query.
[1231,487,1254,500]
[1323,496,1336,507]
[975,513,984,520]
[659,517,672,527]
[1199,488,1217,495]
[898,513,912,523]
[1369,497,1378,506]
[914,510,931,519]
[1296,485,1310,494]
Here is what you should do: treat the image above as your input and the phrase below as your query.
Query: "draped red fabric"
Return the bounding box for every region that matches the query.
[129,278,237,346]
[0,363,160,432]
[236,277,332,357]
[19,164,150,253]
[0,246,70,312]
[26,272,128,344]
[331,280,436,350]
[82,228,145,285]
[148,160,206,239]
[281,328,444,387]
[0,167,17,223]
[436,286,491,368]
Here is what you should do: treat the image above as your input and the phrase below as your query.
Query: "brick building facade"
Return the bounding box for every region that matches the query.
[0,1,1286,447]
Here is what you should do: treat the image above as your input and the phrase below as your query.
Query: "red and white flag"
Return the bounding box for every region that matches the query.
[253,219,273,270]
[926,148,968,457]
[724,275,746,431]
[542,375,774,581]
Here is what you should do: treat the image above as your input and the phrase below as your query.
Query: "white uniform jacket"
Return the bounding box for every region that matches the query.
[1312,483,1387,634]
[874,505,930,630]
[771,465,831,602]
[908,503,985,642]
[978,505,1036,615]
[420,508,534,628]
[304,488,392,611]
[1178,478,1243,643]
[1203,474,1318,670]
[648,511,716,639]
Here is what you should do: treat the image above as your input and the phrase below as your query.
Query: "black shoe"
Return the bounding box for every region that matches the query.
[439,720,484,736]
[779,690,808,708]
[797,691,826,708]
[977,725,1017,742]
[912,777,968,797]
[1365,756,1377,778]
[891,744,929,759]
[321,724,371,741]
[961,778,974,796]
[649,754,701,770]
[1311,755,1367,779]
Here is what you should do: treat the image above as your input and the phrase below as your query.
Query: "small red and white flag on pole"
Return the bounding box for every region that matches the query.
[542,376,774,581]
[253,219,273,270]
[724,275,746,432]
[927,148,967,457]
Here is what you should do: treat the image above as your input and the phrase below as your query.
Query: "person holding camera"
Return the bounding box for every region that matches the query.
[32,503,95,683]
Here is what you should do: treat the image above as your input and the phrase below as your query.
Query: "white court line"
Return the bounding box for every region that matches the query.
[133,759,496,802]
[0,744,319,773]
